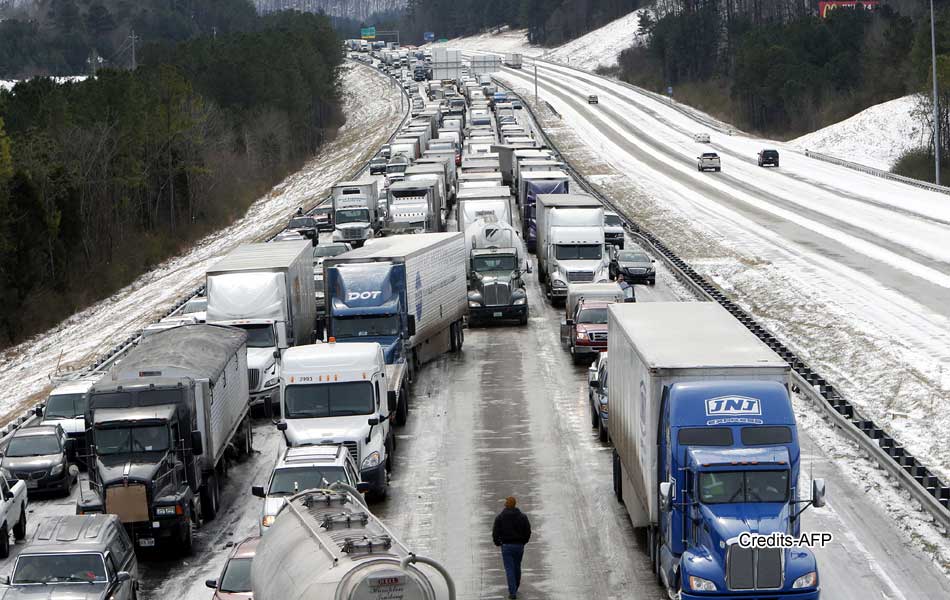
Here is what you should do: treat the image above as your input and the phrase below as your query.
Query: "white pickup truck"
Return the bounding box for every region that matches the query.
[697,152,721,172]
[0,476,28,557]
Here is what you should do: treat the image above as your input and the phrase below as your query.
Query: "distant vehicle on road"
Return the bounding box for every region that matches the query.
[693,132,710,143]
[697,152,721,172]
[369,155,388,175]
[511,98,523,109]
[587,94,599,104]
[758,148,780,167]
[312,205,333,231]
[286,215,318,241]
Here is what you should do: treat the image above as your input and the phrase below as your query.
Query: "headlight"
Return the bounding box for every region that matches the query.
[261,514,276,528]
[154,505,179,516]
[792,572,818,589]
[513,297,527,305]
[468,300,482,308]
[50,463,64,476]
[264,377,280,388]
[576,331,587,340]
[362,451,381,470]
[688,576,717,592]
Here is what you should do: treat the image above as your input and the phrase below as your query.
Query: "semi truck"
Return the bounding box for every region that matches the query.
[536,194,608,301]
[387,180,444,234]
[276,342,407,497]
[503,53,523,69]
[324,233,467,379]
[79,325,252,552]
[466,221,528,326]
[404,164,450,211]
[251,488,455,600]
[519,171,569,252]
[205,241,316,410]
[608,302,825,599]
[331,179,380,247]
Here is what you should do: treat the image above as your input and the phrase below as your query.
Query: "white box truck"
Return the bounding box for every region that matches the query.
[331,178,380,246]
[205,241,316,409]
[387,180,444,233]
[504,53,523,69]
[536,194,609,301]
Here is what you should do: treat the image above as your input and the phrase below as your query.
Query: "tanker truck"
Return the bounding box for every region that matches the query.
[251,487,456,600]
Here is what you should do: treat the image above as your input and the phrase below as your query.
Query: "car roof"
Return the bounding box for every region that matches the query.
[230,536,259,559]
[280,444,349,466]
[28,515,120,553]
[13,424,61,438]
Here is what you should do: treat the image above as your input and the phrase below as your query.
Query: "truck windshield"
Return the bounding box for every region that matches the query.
[268,466,348,495]
[236,324,276,348]
[555,244,602,260]
[576,308,609,325]
[336,209,369,224]
[13,553,107,584]
[45,393,87,419]
[473,255,517,272]
[284,381,375,418]
[332,315,401,338]
[289,217,316,229]
[699,470,789,504]
[604,214,622,226]
[95,425,170,454]
[387,163,409,174]
[6,434,61,457]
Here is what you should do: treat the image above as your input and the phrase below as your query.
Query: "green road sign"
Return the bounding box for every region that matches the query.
[437,38,449,43]
[361,27,376,39]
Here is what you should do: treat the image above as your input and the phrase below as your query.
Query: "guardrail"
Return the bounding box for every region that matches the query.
[495,77,950,531]
[803,149,950,195]
[0,60,411,448]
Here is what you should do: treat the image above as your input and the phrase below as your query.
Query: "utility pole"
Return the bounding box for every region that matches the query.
[129,29,139,70]
[932,0,941,185]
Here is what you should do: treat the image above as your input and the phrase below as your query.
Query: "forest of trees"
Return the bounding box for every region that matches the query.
[0,11,344,346]
[617,1,943,137]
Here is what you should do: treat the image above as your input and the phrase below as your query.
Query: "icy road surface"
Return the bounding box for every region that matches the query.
[0,63,404,419]
[487,56,950,489]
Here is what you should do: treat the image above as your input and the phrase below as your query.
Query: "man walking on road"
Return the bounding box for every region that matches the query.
[493,496,532,599]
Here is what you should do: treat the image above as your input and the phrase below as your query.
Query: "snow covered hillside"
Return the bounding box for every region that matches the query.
[545,9,649,70]
[792,95,927,171]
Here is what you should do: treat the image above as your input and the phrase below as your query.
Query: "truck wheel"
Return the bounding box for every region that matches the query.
[457,321,464,350]
[599,420,609,443]
[179,521,194,556]
[612,451,623,504]
[13,509,26,541]
[395,393,408,426]
[590,402,598,428]
[519,311,528,326]
[201,474,219,521]
[0,524,9,559]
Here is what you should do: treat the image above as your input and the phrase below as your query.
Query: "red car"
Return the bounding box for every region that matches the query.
[569,300,609,365]
[206,536,258,599]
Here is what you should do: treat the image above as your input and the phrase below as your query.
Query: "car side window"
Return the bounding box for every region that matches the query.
[104,553,117,580]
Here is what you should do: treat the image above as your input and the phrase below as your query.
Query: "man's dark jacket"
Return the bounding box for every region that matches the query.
[493,507,532,546]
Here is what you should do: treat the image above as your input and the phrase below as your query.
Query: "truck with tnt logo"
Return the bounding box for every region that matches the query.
[323,233,467,383]
[608,302,825,600]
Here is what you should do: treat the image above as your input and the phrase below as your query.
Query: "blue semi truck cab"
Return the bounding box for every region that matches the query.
[656,380,824,599]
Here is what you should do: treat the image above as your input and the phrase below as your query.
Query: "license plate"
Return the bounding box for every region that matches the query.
[493,312,503,317]
[138,538,155,547]
[25,480,37,489]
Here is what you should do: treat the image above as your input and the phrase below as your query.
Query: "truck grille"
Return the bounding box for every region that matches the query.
[589,331,608,343]
[727,545,783,590]
[342,228,363,239]
[482,282,511,306]
[342,441,359,463]
[567,271,594,283]
[248,369,261,390]
[105,483,150,524]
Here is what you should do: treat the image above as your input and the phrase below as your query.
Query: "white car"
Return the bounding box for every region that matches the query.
[697,152,721,172]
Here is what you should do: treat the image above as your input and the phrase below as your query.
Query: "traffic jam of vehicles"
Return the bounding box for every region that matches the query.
[0,43,836,600]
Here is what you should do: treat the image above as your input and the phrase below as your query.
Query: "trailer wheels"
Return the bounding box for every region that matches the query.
[179,520,194,556]
[201,474,219,521]
[612,450,623,504]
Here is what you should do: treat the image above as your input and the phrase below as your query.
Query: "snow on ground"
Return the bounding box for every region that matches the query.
[0,63,403,419]
[545,8,649,70]
[437,26,540,57]
[792,94,928,171]
[0,75,88,92]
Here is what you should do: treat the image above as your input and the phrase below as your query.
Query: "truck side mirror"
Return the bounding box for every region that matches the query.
[811,478,826,508]
[251,485,266,498]
[273,349,280,359]
[276,421,288,431]
[387,390,397,412]
[659,481,673,512]
[190,431,204,456]
[205,579,218,589]
[115,571,131,583]
[407,315,416,337]
[356,482,371,494]
[368,417,380,426]
[34,405,43,417]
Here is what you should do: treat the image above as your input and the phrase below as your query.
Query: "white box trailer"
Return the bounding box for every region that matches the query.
[459,171,503,187]
[404,164,449,211]
[608,302,790,527]
[535,193,602,284]
[513,149,556,189]
[415,156,458,199]
[504,53,523,68]
[457,193,512,236]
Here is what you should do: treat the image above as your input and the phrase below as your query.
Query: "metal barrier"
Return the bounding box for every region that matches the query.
[803,149,950,195]
[495,77,950,531]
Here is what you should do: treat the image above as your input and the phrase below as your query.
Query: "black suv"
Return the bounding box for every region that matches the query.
[757,149,779,167]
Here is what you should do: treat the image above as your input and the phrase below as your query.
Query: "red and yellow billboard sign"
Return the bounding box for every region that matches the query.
[818,1,880,18]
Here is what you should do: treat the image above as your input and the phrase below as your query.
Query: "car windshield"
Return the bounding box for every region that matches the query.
[336,209,369,224]
[219,557,252,593]
[45,393,87,419]
[284,382,375,419]
[268,466,349,495]
[332,315,400,337]
[95,425,169,455]
[604,214,622,226]
[618,251,649,262]
[555,244,602,260]
[237,323,276,348]
[5,434,60,457]
[699,470,789,504]
[13,553,107,584]
[473,255,517,272]
[387,163,408,174]
[576,308,609,325]
[313,245,348,258]
[289,217,316,229]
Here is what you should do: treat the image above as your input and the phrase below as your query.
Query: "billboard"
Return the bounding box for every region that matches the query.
[818,1,879,18]
[360,26,376,39]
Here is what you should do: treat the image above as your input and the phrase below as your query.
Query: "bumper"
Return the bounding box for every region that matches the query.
[573,344,606,357]
[15,469,68,492]
[129,516,189,548]
[548,285,567,298]
[361,463,387,493]
[604,233,624,246]
[619,271,655,284]
[680,592,818,600]
[250,385,280,409]
[470,305,527,321]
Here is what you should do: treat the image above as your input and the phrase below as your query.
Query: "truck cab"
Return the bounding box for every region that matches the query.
[332,192,377,247]
[655,380,822,599]
[467,247,528,326]
[276,343,396,499]
[545,228,609,301]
